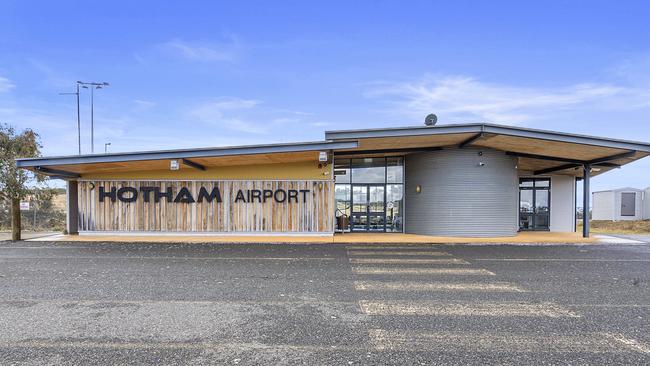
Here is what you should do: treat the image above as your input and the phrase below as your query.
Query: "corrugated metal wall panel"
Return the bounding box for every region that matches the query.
[405,148,518,237]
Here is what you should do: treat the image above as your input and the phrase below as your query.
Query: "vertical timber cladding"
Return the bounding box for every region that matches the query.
[77,180,334,233]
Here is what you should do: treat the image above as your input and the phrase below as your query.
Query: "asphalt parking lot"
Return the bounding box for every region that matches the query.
[0,240,648,365]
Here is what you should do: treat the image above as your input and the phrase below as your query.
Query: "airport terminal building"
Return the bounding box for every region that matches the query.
[16,123,650,238]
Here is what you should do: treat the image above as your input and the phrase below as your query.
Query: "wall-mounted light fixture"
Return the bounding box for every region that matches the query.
[319,151,328,162]
[416,185,422,194]
[170,159,180,171]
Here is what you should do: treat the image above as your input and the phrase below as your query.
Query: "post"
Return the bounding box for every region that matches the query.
[76,83,81,155]
[66,181,79,235]
[11,198,21,241]
[582,164,590,238]
[90,86,94,154]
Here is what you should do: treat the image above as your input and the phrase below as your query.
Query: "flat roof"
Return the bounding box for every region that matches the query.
[325,123,650,152]
[15,122,650,179]
[16,140,358,168]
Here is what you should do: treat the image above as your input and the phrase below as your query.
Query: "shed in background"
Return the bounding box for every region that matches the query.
[592,187,645,221]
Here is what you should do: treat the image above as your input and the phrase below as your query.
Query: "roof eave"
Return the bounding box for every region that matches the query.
[16,140,358,168]
[325,123,650,153]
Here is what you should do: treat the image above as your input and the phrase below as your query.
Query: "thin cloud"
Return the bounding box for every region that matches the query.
[365,75,648,124]
[26,59,71,88]
[0,75,15,92]
[189,97,266,134]
[160,38,240,62]
[133,99,156,110]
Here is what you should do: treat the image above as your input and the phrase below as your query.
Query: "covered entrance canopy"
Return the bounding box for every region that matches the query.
[326,123,650,178]
[325,123,650,237]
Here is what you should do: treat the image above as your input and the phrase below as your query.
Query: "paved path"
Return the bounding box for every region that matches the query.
[0,241,648,365]
[0,231,59,241]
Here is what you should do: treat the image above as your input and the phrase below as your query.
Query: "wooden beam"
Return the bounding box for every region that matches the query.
[34,166,80,178]
[181,158,206,171]
[587,150,636,165]
[533,163,581,175]
[458,133,483,148]
[505,151,585,164]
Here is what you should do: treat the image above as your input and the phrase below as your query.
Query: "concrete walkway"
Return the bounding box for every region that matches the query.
[24,231,596,244]
[0,231,60,241]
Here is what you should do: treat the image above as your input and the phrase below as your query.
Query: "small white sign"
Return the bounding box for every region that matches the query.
[20,201,30,211]
[170,159,180,171]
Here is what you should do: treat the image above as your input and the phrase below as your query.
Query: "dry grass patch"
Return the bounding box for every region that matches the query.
[579,220,650,234]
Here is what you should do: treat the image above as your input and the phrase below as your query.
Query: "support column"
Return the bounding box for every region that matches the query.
[66,180,79,235]
[582,164,590,238]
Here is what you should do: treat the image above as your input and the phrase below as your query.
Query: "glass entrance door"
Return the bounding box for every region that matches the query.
[519,178,550,231]
[351,184,386,232]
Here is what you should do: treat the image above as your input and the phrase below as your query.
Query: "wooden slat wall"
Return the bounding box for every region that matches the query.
[77,180,334,233]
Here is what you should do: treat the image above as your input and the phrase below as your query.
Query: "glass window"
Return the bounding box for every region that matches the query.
[334,159,351,183]
[352,185,368,213]
[519,178,551,231]
[386,157,404,183]
[335,184,351,218]
[535,190,549,212]
[520,190,533,213]
[335,156,404,233]
[519,178,534,188]
[351,215,368,231]
[386,184,403,232]
[369,215,385,231]
[351,158,385,184]
[368,186,385,213]
[535,179,550,188]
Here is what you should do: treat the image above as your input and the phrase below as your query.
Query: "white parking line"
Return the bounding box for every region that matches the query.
[347,251,450,256]
[359,300,580,318]
[352,267,495,276]
[369,330,641,353]
[0,340,358,352]
[604,333,650,354]
[595,235,645,244]
[354,281,526,292]
[350,258,469,265]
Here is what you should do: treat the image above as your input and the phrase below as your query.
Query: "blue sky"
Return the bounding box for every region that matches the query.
[1,0,649,193]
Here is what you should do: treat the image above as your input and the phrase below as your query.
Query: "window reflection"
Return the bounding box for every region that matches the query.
[334,160,350,184]
[387,157,403,183]
[386,184,403,232]
[351,158,385,183]
[334,156,404,232]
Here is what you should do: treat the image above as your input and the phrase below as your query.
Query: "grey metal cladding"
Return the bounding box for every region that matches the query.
[405,147,518,237]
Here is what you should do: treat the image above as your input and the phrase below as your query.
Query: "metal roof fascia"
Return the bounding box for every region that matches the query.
[481,124,650,152]
[326,123,650,152]
[16,140,358,168]
[324,124,482,140]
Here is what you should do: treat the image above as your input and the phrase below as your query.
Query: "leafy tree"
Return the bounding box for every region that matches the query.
[0,188,65,231]
[0,123,44,240]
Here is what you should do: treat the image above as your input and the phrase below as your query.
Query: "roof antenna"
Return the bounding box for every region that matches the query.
[424,113,438,126]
